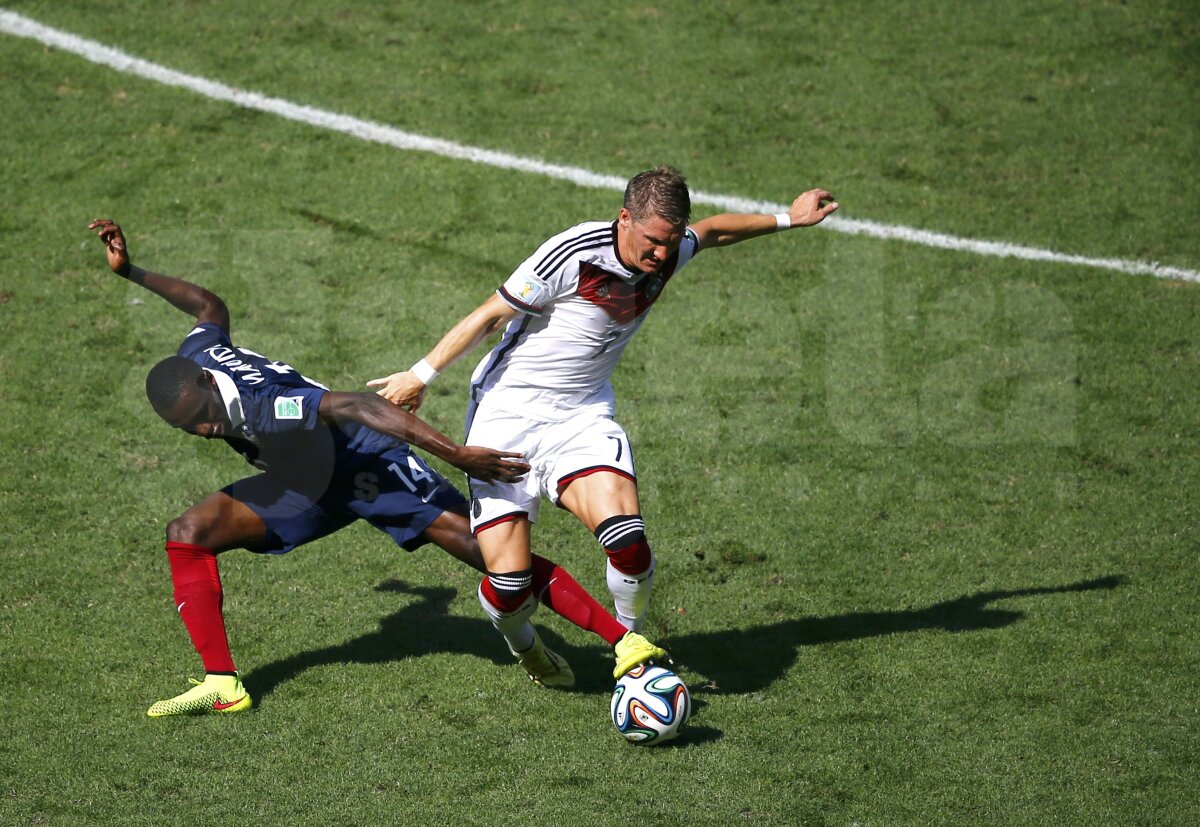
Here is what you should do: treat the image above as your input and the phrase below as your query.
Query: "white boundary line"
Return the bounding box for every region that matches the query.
[4,8,1197,284]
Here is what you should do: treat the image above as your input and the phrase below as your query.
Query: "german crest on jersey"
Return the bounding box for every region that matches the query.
[643,275,664,302]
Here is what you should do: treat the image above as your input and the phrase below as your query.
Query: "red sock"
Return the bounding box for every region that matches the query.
[479,574,533,613]
[607,538,652,575]
[166,541,236,673]
[530,554,629,646]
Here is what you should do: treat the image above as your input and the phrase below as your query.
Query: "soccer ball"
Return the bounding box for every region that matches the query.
[610,664,691,745]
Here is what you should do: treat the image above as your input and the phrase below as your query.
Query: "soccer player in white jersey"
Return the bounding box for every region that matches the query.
[371,167,838,678]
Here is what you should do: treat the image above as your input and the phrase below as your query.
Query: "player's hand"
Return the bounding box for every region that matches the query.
[787,189,839,227]
[88,218,132,276]
[367,370,427,412]
[452,447,530,483]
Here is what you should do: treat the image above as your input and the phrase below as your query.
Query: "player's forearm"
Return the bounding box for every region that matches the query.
[421,302,511,373]
[692,213,782,248]
[327,393,464,465]
[124,264,230,325]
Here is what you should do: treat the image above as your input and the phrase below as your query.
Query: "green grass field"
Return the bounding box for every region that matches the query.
[2,1,1198,823]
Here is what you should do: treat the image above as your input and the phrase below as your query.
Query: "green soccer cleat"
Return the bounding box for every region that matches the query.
[613,631,668,679]
[514,633,575,689]
[146,673,253,718]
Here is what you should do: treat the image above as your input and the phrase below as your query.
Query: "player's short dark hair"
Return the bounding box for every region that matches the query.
[145,356,204,417]
[623,166,691,226]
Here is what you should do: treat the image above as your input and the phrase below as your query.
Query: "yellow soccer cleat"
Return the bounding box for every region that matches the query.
[146,673,253,718]
[613,631,668,679]
[514,632,575,689]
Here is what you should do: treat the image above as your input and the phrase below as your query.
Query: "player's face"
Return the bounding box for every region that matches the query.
[161,372,231,439]
[618,210,684,273]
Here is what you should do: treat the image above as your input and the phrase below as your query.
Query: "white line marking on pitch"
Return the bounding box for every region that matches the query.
[2,8,1196,283]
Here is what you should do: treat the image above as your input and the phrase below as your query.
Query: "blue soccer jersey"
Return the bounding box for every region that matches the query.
[175,324,465,553]
[177,324,395,476]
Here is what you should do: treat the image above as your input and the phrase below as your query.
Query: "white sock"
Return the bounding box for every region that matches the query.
[605,555,655,633]
[476,583,537,654]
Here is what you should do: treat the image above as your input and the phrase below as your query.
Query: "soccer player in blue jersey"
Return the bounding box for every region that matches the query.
[90,219,637,717]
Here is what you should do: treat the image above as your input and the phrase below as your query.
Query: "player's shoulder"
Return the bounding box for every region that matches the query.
[183,322,230,343]
[238,382,325,433]
[539,219,611,242]
[177,322,231,359]
[552,219,612,241]
[527,220,615,272]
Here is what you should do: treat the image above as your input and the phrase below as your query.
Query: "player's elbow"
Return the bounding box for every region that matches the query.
[320,391,365,424]
[198,293,231,327]
[322,391,391,428]
[485,314,512,336]
[477,295,519,333]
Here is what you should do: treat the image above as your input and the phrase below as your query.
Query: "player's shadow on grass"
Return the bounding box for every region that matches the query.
[242,579,603,705]
[673,575,1125,696]
[243,575,1125,708]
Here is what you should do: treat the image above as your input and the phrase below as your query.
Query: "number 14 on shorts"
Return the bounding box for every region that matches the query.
[388,456,440,500]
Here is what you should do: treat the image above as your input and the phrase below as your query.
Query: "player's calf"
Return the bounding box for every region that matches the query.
[596,515,655,632]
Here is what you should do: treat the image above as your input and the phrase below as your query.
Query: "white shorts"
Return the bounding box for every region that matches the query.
[465,404,636,533]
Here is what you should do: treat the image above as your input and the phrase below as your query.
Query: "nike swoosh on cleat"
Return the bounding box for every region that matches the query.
[212,697,246,710]
[176,602,187,613]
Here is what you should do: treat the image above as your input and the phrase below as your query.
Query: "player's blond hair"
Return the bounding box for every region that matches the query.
[623,166,691,227]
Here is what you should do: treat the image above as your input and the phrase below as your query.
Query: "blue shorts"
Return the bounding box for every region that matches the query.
[223,445,467,554]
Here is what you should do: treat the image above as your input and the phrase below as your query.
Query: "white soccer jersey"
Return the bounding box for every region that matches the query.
[468,220,701,422]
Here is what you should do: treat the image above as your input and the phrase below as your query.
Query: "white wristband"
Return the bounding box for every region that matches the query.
[773,212,792,230]
[410,358,439,385]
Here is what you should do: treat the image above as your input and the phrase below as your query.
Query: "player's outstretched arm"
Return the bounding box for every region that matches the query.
[367,293,519,411]
[87,219,230,333]
[319,391,530,483]
[690,188,838,249]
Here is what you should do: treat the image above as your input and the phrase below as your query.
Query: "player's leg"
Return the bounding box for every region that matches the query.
[549,418,670,677]
[163,491,272,678]
[147,490,269,717]
[474,518,576,686]
[423,504,626,645]
[459,405,578,685]
[151,476,353,717]
[419,508,572,687]
[418,507,485,573]
[557,471,668,677]
[528,554,630,647]
[349,443,571,687]
[558,471,654,632]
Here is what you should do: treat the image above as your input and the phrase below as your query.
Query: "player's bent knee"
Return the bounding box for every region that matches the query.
[596,514,652,574]
[596,514,646,549]
[165,513,212,547]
